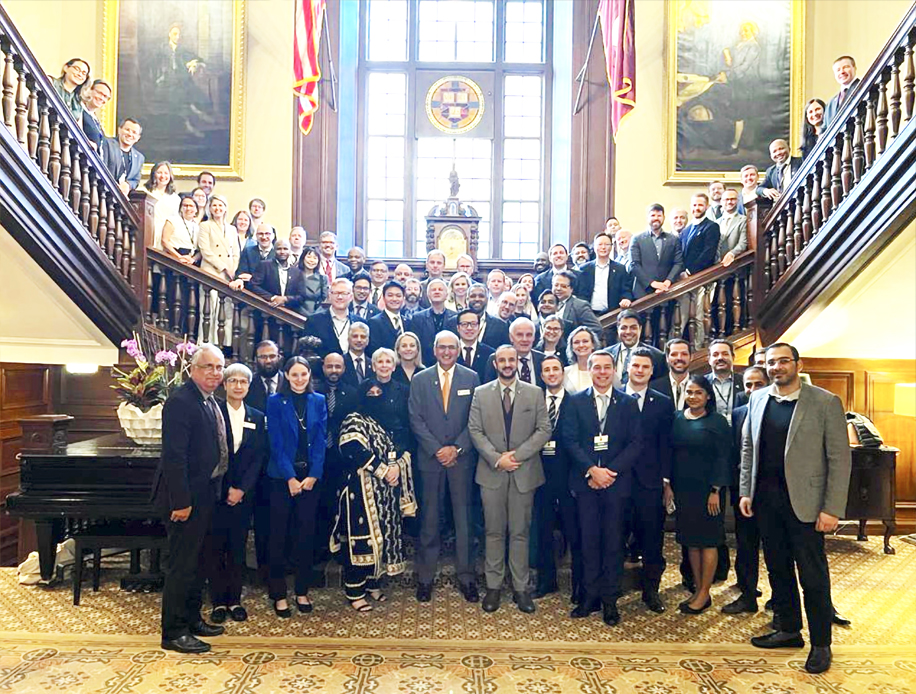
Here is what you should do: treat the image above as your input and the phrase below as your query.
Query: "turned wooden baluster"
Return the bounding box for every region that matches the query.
[902,33,915,125]
[97,191,109,256]
[876,68,889,155]
[79,156,91,226]
[730,276,742,335]
[127,228,137,283]
[157,271,168,329]
[172,276,184,336]
[1,46,13,129]
[852,103,865,183]
[88,175,100,241]
[26,82,38,157]
[113,214,124,270]
[793,193,804,257]
[14,67,27,144]
[701,289,713,348]
[830,135,844,209]
[37,99,50,174]
[840,123,853,197]
[245,312,256,360]
[810,161,822,234]
[70,149,82,213]
[864,87,877,170]
[145,267,155,321]
[745,272,754,328]
[820,148,834,222]
[58,128,71,201]
[685,295,696,351]
[769,228,779,287]
[644,310,655,347]
[187,284,199,341]
[216,297,227,347]
[801,181,812,248]
[49,120,63,191]
[232,304,243,356]
[670,301,683,342]
[106,197,117,260]
[785,207,796,267]
[889,53,902,140]
[657,300,669,344]
[776,213,788,276]
[201,289,212,343]
[715,281,727,339]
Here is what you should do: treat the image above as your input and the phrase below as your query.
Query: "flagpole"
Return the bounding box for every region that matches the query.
[321,5,339,113]
[573,0,603,116]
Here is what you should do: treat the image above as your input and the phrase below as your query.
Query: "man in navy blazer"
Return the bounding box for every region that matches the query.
[561,349,642,626]
[411,279,457,366]
[367,280,413,355]
[758,139,804,201]
[445,284,510,350]
[574,232,633,317]
[455,309,497,383]
[235,224,276,281]
[676,194,721,344]
[623,349,673,613]
[99,118,144,193]
[823,56,860,126]
[629,204,684,299]
[303,278,357,357]
[349,272,381,321]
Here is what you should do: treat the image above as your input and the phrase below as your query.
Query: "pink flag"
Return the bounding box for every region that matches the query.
[599,0,636,140]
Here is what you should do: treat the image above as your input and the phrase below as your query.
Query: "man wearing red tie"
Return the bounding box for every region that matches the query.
[318,231,348,284]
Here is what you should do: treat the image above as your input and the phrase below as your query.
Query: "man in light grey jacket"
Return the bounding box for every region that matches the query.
[739,342,851,675]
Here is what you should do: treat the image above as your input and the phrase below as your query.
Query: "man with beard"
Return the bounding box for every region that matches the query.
[629,204,684,299]
[402,278,423,319]
[446,284,510,349]
[677,193,721,345]
[705,181,725,220]
[394,263,414,285]
[608,310,667,387]
[649,338,691,411]
[571,242,592,268]
[350,272,380,321]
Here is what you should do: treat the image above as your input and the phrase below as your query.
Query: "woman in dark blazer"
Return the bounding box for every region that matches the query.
[670,375,731,615]
[801,98,827,159]
[297,247,330,315]
[266,357,327,617]
[206,363,267,624]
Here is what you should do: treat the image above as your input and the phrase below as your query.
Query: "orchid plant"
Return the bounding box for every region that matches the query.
[111,332,198,411]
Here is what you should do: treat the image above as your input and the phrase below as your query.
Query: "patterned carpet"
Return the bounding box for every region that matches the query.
[0,536,914,692]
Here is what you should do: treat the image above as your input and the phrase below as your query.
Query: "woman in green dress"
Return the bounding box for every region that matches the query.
[671,375,732,614]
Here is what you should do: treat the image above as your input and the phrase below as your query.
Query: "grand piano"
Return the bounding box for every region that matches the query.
[5,434,161,582]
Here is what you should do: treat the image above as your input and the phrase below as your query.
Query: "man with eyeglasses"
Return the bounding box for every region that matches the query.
[455,309,496,384]
[445,284,510,350]
[303,278,357,357]
[152,344,227,653]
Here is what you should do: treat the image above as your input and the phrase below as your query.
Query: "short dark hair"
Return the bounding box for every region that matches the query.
[541,354,564,371]
[834,55,856,67]
[647,203,665,214]
[280,356,313,393]
[538,290,557,302]
[743,365,769,383]
[665,338,690,356]
[457,308,479,324]
[381,279,405,296]
[765,342,800,361]
[119,117,142,129]
[630,347,656,373]
[351,271,371,286]
[197,170,215,183]
[708,339,735,356]
[555,270,577,285]
[605,216,619,224]
[593,231,612,244]
[618,309,641,323]
[686,374,717,415]
[549,243,568,254]
[572,241,591,251]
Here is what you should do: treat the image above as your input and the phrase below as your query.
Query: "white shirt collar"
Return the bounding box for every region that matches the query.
[385,310,401,323]
[437,363,455,381]
[546,388,565,406]
[769,384,802,402]
[626,384,647,398]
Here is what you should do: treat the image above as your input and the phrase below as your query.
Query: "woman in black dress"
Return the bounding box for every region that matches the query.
[671,375,731,614]
[801,98,827,159]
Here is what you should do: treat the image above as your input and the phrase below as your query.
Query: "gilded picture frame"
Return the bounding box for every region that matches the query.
[664,0,805,184]
[102,0,247,180]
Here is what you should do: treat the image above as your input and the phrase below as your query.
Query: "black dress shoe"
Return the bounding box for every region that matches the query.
[602,602,621,626]
[229,606,248,622]
[161,634,211,654]
[513,591,536,614]
[751,630,805,649]
[678,597,712,614]
[805,646,832,674]
[482,589,501,613]
[190,621,224,637]
[570,585,585,605]
[769,614,783,631]
[460,582,480,603]
[416,583,433,603]
[532,583,558,600]
[210,606,229,624]
[722,596,758,614]
[832,610,852,626]
[764,598,773,610]
[570,599,601,619]
[642,592,666,613]
[273,600,292,618]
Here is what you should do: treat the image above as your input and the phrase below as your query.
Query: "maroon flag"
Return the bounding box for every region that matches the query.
[599,0,636,140]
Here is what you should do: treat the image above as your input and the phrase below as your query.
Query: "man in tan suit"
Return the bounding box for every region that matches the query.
[469,344,552,614]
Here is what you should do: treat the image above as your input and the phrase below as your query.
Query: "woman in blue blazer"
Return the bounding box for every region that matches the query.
[266,356,327,618]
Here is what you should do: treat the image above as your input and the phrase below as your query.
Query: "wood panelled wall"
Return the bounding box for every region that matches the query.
[56,366,122,443]
[0,363,53,565]
[804,358,916,532]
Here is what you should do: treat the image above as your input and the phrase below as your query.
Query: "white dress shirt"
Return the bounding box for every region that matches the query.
[591,261,610,312]
[331,313,350,353]
[626,383,648,411]
[226,401,245,454]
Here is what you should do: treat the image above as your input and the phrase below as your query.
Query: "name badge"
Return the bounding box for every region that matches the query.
[457,389,471,396]
[388,451,397,462]
[243,421,257,430]
[542,440,556,456]
[594,435,609,452]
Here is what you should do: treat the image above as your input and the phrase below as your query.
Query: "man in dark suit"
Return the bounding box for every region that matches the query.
[488,317,545,387]
[445,284,510,350]
[411,279,456,365]
[624,349,674,613]
[317,230,349,284]
[80,79,111,149]
[533,355,582,602]
[552,271,602,335]
[418,249,448,309]
[99,118,145,193]
[341,321,374,387]
[758,139,804,201]
[235,224,276,281]
[367,280,413,355]
[648,338,690,411]
[349,272,380,321]
[561,349,641,626]
[152,344,227,653]
[249,240,306,340]
[607,310,667,387]
[677,194,721,344]
[575,232,633,318]
[629,203,684,299]
[303,278,357,357]
[824,55,860,126]
[533,243,574,300]
[409,331,481,603]
[455,309,497,383]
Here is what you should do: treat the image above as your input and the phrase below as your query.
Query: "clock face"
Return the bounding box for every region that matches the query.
[425,76,485,135]
[438,227,467,268]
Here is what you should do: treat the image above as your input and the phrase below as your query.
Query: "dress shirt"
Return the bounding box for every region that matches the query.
[593,388,612,423]
[349,351,367,379]
[437,363,456,407]
[719,212,736,234]
[385,310,404,333]
[626,384,648,411]
[257,245,273,260]
[517,353,536,385]
[461,342,476,365]
[770,384,801,403]
[591,261,610,312]
[670,374,688,410]
[353,301,371,319]
[278,264,289,295]
[331,313,350,353]
[487,295,502,316]
[651,230,665,257]
[711,374,736,420]
[261,374,279,396]
[226,401,245,454]
[545,388,565,409]
[500,378,518,407]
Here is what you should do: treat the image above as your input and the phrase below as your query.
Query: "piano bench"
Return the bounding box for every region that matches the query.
[72,521,168,606]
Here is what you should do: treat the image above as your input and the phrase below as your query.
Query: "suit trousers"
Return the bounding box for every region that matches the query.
[417,460,475,586]
[732,488,761,598]
[204,497,253,607]
[533,469,581,591]
[161,483,217,640]
[677,286,709,346]
[267,478,320,600]
[755,479,833,647]
[480,478,536,592]
[577,475,630,604]
[628,481,667,592]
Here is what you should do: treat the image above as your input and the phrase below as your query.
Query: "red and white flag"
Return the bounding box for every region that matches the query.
[598,0,636,141]
[293,0,326,135]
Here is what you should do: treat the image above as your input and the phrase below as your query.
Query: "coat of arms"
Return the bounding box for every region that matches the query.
[425,76,485,135]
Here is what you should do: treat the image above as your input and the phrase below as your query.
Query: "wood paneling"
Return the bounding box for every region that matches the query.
[804,357,916,532]
[56,366,122,443]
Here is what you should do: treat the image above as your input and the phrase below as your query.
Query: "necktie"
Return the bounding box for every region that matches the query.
[598,394,609,431]
[548,395,558,429]
[520,356,531,383]
[675,381,683,409]
[464,346,473,366]
[393,316,402,334]
[355,357,365,381]
[502,386,512,415]
[620,348,631,385]
[441,370,450,414]
[324,258,333,281]
[206,397,229,479]
[372,288,380,304]
[325,386,336,448]
[266,377,276,395]
[634,391,643,411]
[714,204,722,219]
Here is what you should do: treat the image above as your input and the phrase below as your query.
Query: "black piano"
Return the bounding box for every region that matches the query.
[5,434,160,582]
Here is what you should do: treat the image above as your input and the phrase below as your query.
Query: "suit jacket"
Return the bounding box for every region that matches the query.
[824,77,861,126]
[574,259,633,312]
[250,260,305,312]
[198,220,241,280]
[680,217,721,275]
[315,381,359,447]
[99,137,144,190]
[246,372,285,413]
[731,404,749,487]
[266,391,328,481]
[629,388,673,489]
[444,313,510,350]
[560,387,642,493]
[411,307,457,366]
[82,110,105,149]
[303,309,358,357]
[629,230,685,298]
[458,341,497,384]
[541,390,573,483]
[236,242,276,278]
[557,296,602,335]
[739,383,852,522]
[349,301,381,321]
[341,352,375,387]
[607,341,668,381]
[367,311,413,355]
[408,364,480,472]
[151,380,222,512]
[705,372,749,418]
[716,214,748,260]
[317,257,350,283]
[219,402,267,495]
[486,349,546,388]
[533,268,574,302]
[469,379,552,494]
[758,157,804,196]
[649,374,691,412]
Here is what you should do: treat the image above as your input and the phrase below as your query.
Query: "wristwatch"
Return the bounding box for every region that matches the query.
[456,447,464,456]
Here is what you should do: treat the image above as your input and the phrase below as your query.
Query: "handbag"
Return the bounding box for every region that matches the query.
[846,411,883,448]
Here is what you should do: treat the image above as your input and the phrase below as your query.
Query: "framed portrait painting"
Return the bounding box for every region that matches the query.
[102,0,247,180]
[665,0,804,183]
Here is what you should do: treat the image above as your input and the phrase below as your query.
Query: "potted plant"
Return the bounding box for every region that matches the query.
[112,333,197,445]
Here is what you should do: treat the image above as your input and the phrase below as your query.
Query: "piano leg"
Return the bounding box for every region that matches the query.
[35,519,63,582]
[884,520,896,555]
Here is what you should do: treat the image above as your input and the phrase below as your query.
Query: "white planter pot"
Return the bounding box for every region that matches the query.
[117,402,163,446]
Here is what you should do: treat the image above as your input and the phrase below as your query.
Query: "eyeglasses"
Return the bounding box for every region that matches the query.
[330,291,350,296]
[457,321,479,328]
[256,354,279,361]
[225,378,249,386]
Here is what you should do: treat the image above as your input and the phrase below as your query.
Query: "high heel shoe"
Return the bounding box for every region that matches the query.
[679,597,712,614]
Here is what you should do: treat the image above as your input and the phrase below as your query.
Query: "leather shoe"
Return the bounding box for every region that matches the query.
[513,591,536,614]
[416,583,433,603]
[482,589,501,613]
[459,582,479,603]
[210,606,228,624]
[229,606,248,622]
[570,599,601,619]
[832,610,852,626]
[190,621,224,638]
[161,634,211,654]
[678,597,712,614]
[570,585,585,605]
[722,596,758,614]
[532,583,558,600]
[805,646,832,674]
[642,592,666,614]
[602,602,621,626]
[751,630,805,649]
[764,598,773,610]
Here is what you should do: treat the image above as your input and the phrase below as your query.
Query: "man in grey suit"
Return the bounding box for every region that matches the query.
[629,203,684,299]
[409,331,481,604]
[739,343,851,675]
[469,344,552,614]
[99,118,145,194]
